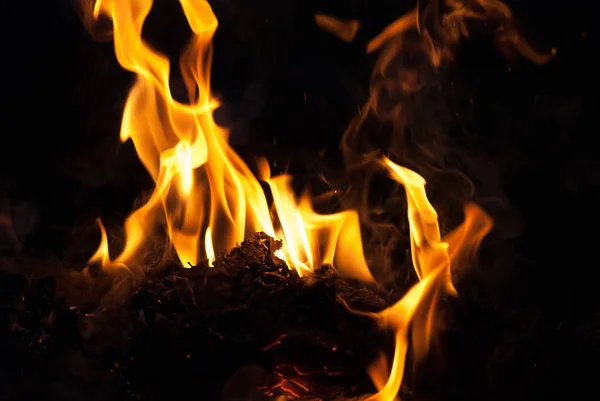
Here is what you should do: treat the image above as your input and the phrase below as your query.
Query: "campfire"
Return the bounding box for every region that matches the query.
[1,0,565,400]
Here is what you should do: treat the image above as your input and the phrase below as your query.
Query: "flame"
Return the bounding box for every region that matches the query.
[71,0,113,42]
[78,0,539,399]
[314,14,360,43]
[315,0,549,396]
[352,157,492,401]
[333,0,546,395]
[86,0,374,282]
[88,218,110,269]
[367,352,393,395]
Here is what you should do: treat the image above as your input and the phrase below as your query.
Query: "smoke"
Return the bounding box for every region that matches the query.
[336,0,553,285]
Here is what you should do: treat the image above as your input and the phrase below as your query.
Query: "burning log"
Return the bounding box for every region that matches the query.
[1,233,392,401]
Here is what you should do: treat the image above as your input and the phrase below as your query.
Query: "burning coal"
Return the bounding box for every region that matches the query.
[70,0,553,399]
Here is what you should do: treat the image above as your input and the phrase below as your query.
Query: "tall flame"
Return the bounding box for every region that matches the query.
[79,0,541,399]
[335,157,492,401]
[88,0,374,283]
[364,158,493,400]
[326,0,549,397]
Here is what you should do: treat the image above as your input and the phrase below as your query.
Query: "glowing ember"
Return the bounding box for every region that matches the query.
[77,0,551,399]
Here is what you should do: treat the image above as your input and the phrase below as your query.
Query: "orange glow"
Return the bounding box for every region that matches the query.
[367,352,393,397]
[366,0,553,65]
[315,14,360,43]
[330,1,551,393]
[0,209,17,245]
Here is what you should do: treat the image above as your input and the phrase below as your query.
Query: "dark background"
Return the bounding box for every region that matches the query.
[0,0,599,399]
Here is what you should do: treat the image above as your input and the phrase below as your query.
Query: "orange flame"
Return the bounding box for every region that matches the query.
[78,0,536,399]
[340,157,492,401]
[331,0,548,396]
[87,0,374,283]
[314,14,360,43]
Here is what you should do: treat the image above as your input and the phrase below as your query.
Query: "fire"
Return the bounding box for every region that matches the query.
[365,159,492,400]
[87,0,374,283]
[78,0,545,399]
[314,14,360,43]
[333,158,492,401]
[332,0,550,396]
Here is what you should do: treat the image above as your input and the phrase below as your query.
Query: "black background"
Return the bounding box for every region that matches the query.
[0,0,599,399]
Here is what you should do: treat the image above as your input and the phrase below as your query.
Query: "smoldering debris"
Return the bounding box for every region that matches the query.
[1,232,391,401]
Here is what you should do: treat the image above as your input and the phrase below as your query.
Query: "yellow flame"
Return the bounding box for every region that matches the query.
[367,352,394,399]
[88,218,110,268]
[326,2,550,393]
[360,157,493,401]
[204,226,215,266]
[82,0,504,399]
[87,0,374,282]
